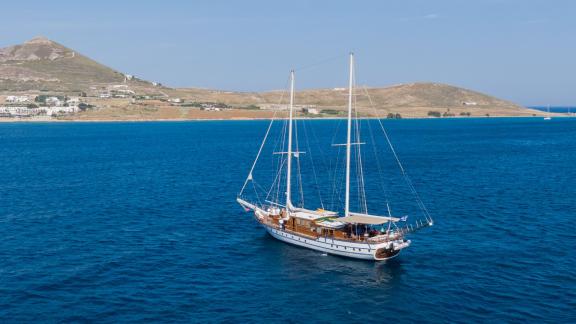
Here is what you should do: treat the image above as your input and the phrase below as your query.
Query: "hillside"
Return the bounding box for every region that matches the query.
[0,37,544,120]
[0,37,155,93]
[168,82,538,118]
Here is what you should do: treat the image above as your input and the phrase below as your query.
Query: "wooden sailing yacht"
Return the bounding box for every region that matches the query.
[237,54,433,261]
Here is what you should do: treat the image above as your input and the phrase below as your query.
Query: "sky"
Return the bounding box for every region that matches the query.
[0,0,575,105]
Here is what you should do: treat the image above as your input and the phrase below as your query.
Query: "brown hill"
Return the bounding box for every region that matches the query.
[0,36,152,93]
[0,37,542,118]
[169,82,538,117]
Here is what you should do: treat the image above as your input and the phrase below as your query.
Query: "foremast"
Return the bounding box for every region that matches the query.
[285,70,296,214]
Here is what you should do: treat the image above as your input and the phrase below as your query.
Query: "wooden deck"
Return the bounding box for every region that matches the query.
[257,212,401,244]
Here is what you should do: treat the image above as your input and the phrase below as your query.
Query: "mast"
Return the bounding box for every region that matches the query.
[286,70,295,211]
[345,53,354,217]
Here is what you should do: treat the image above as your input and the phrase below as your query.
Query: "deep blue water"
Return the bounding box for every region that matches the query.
[1,118,575,323]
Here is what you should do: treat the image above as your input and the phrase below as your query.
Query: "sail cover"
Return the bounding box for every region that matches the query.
[339,213,400,225]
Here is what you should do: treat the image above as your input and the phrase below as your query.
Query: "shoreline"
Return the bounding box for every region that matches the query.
[1,115,573,123]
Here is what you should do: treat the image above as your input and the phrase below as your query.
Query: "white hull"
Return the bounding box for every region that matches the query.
[263,222,409,261]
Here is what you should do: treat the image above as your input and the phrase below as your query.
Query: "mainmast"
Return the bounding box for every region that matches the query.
[286,70,295,211]
[345,53,354,217]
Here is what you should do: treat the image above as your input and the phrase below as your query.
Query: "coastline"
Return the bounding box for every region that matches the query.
[0,114,572,123]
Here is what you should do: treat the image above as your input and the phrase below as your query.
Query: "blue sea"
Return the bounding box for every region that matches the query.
[529,106,576,114]
[1,118,575,323]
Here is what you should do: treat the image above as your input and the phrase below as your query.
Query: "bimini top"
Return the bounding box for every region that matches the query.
[314,217,346,229]
[338,212,400,225]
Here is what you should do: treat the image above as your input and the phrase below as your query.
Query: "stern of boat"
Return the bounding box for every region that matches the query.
[374,239,411,261]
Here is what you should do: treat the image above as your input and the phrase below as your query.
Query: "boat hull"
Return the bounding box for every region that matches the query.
[264,224,405,261]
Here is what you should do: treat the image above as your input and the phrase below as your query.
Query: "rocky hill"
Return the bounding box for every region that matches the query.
[0,37,154,93]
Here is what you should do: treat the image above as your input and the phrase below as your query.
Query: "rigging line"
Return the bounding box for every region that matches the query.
[330,144,344,212]
[274,118,288,204]
[239,110,277,196]
[267,88,290,204]
[252,181,263,207]
[364,108,398,217]
[274,105,290,200]
[253,181,268,198]
[366,118,392,207]
[240,76,289,197]
[265,158,287,201]
[361,86,433,221]
[267,113,283,202]
[293,53,348,73]
[328,117,344,211]
[353,73,368,214]
[294,119,305,207]
[302,120,325,209]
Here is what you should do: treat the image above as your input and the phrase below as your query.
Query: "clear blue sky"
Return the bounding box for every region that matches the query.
[0,0,574,105]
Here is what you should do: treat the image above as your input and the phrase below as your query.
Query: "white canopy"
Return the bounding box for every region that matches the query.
[339,212,400,225]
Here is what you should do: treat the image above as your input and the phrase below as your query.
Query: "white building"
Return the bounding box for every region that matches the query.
[259,104,317,111]
[43,106,79,116]
[304,108,320,115]
[463,101,478,106]
[0,105,80,117]
[6,96,30,103]
[67,97,81,105]
[45,97,63,107]
[0,106,40,117]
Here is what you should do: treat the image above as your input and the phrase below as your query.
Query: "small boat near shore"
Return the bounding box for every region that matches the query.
[544,105,552,120]
[237,54,433,261]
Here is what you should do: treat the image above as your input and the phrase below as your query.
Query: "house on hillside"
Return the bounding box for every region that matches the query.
[303,108,320,115]
[6,95,30,103]
[43,106,79,116]
[260,104,317,112]
[66,97,81,105]
[45,97,63,107]
[463,101,478,106]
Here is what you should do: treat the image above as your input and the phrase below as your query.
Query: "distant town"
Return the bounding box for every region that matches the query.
[0,75,323,120]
